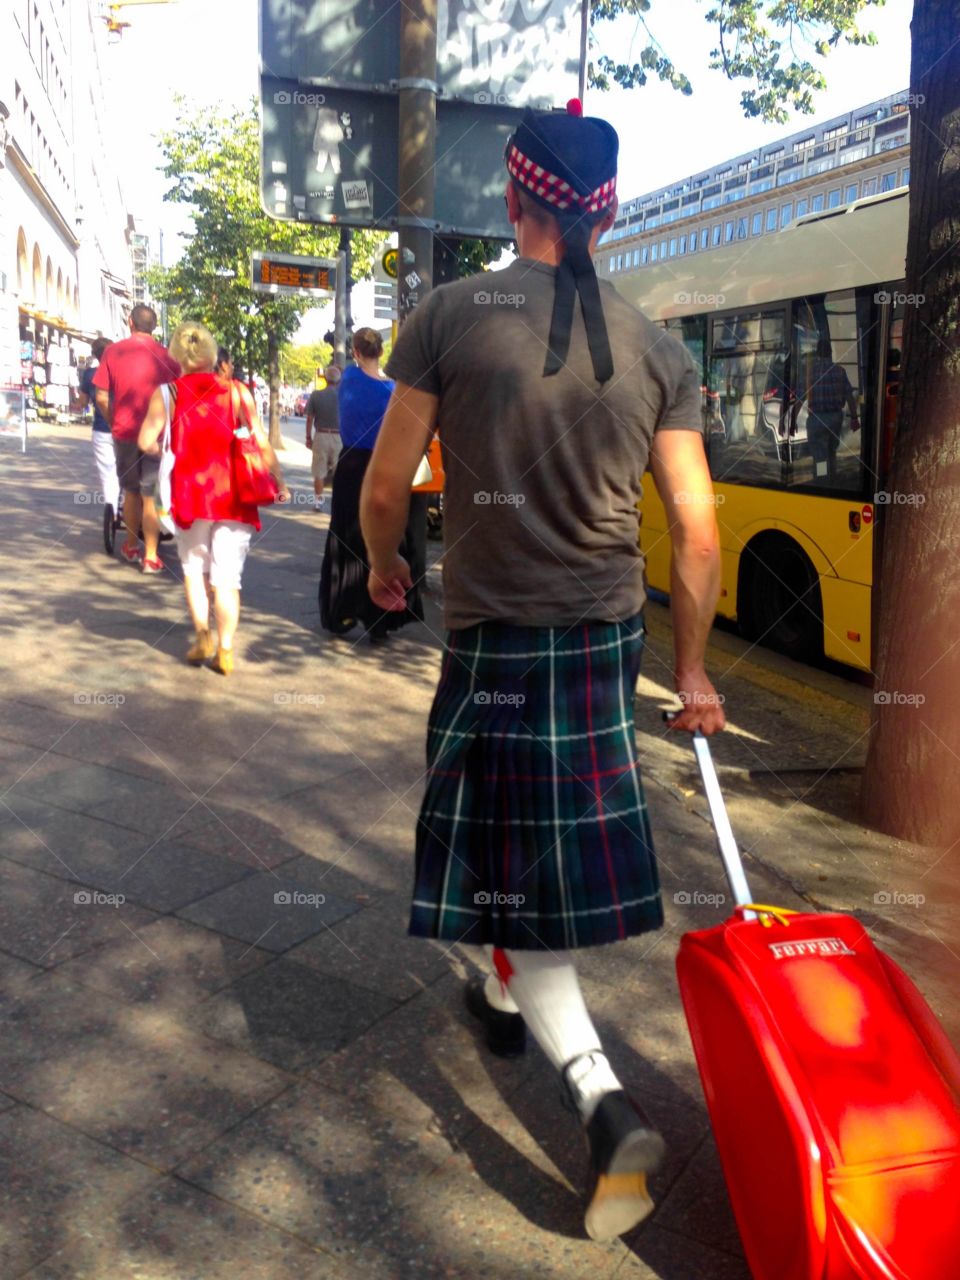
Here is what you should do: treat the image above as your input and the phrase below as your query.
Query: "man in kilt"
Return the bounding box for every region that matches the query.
[361,100,725,1241]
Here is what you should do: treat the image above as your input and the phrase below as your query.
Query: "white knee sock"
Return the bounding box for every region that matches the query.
[500,948,622,1121]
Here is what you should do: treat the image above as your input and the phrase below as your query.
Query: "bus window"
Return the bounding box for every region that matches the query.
[792,289,873,494]
[665,315,709,432]
[706,309,788,486]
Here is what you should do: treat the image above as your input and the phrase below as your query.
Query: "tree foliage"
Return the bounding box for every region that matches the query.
[281,341,333,388]
[589,0,885,121]
[150,98,385,381]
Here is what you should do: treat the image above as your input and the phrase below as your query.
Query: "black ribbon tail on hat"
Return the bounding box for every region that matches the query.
[544,221,614,384]
[576,266,614,385]
[544,257,577,378]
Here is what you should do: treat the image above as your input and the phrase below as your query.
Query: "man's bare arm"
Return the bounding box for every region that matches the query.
[648,429,725,735]
[138,388,166,456]
[95,389,111,427]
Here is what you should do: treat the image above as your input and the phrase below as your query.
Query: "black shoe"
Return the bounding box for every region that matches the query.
[464,975,526,1058]
[581,1089,666,1242]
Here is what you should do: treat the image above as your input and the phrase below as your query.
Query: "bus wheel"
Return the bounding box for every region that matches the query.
[738,534,823,662]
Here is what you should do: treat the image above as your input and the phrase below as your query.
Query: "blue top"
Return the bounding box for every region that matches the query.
[338,364,393,450]
[81,365,110,433]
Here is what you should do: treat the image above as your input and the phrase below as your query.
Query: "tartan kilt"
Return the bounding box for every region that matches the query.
[410,614,663,950]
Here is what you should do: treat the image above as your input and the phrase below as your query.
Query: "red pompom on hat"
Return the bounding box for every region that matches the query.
[566,97,583,116]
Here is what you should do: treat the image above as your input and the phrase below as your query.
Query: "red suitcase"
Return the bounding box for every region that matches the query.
[676,732,960,1280]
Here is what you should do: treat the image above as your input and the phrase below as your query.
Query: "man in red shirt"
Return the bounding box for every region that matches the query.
[93,304,180,572]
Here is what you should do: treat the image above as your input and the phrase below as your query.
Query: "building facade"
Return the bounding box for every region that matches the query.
[600,92,911,281]
[0,0,134,418]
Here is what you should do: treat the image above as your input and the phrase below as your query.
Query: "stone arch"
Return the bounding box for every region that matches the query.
[16,229,29,296]
[45,256,54,310]
[56,268,64,313]
[32,244,43,303]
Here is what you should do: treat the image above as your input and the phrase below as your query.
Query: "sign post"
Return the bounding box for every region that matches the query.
[259,2,583,240]
[398,0,437,322]
[0,385,27,452]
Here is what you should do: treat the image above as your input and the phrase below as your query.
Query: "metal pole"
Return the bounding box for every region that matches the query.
[158,228,168,342]
[578,0,589,102]
[333,240,348,367]
[397,0,437,323]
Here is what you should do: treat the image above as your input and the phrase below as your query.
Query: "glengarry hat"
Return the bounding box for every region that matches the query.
[506,99,618,383]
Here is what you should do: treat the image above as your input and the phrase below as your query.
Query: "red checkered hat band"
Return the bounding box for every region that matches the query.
[507,144,616,215]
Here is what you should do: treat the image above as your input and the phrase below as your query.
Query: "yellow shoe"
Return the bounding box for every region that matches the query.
[186,629,214,665]
[210,648,234,676]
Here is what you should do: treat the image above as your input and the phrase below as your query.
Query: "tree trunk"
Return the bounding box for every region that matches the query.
[861,0,960,845]
[267,330,282,450]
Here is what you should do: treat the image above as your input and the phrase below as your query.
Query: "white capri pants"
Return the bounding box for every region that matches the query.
[175,519,253,591]
[92,430,121,512]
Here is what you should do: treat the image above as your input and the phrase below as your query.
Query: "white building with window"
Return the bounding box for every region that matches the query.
[0,1,133,416]
[600,92,911,280]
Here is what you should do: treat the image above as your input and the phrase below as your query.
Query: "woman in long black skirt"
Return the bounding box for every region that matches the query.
[319,329,423,642]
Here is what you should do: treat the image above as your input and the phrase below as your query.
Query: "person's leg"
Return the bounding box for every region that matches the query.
[92,431,120,511]
[209,522,252,673]
[184,572,211,631]
[311,439,324,504]
[122,490,142,549]
[213,587,240,650]
[140,454,161,565]
[496,949,621,1118]
[113,439,142,556]
[175,521,215,663]
[325,438,340,498]
[141,496,161,563]
[488,947,665,1241]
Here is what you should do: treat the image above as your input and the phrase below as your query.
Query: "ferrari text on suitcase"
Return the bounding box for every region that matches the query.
[676,732,960,1280]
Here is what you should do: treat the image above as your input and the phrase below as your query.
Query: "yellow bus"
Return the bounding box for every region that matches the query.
[615,189,909,671]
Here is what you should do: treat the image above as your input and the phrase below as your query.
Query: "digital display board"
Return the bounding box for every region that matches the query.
[250,251,338,297]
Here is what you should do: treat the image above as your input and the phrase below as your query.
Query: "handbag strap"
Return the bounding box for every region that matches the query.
[159,384,172,452]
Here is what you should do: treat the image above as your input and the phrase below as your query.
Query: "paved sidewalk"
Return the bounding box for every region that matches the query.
[0,423,955,1278]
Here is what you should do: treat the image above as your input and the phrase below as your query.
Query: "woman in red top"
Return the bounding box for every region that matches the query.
[139,323,288,674]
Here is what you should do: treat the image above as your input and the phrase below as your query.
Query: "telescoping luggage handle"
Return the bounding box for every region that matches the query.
[689,731,755,919]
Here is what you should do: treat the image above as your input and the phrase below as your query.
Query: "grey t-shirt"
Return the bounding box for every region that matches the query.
[307,386,340,431]
[386,258,701,630]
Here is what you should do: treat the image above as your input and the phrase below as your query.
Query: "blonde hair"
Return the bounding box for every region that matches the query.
[169,322,218,373]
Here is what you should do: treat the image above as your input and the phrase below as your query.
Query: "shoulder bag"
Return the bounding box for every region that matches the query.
[231,382,278,506]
